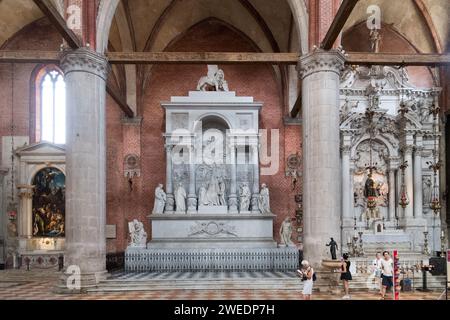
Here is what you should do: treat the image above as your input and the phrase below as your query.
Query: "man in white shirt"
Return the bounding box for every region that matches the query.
[380,251,394,299]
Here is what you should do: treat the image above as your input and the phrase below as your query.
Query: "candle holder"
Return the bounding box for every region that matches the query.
[349,235,359,257]
[423,231,430,255]
[358,231,365,257]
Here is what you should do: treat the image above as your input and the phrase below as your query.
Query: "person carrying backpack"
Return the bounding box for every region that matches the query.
[297,260,315,300]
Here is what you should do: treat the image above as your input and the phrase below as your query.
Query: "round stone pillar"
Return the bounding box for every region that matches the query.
[59,48,110,291]
[299,49,345,267]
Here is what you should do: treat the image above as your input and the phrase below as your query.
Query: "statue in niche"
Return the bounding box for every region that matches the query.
[259,183,271,214]
[152,184,167,214]
[128,219,147,247]
[423,177,432,205]
[240,182,251,212]
[198,183,208,206]
[218,179,227,206]
[197,65,229,92]
[175,182,187,213]
[205,174,220,206]
[364,173,379,198]
[376,180,389,206]
[279,217,294,247]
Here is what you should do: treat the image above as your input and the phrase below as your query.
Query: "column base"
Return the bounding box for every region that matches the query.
[54,270,108,294]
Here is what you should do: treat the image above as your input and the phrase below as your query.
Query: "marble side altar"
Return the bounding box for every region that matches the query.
[126,67,297,271]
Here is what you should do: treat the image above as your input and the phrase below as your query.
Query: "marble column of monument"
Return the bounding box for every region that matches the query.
[228,139,238,214]
[165,145,175,213]
[187,144,197,214]
[58,48,109,291]
[300,49,345,266]
[413,135,424,218]
[250,144,260,214]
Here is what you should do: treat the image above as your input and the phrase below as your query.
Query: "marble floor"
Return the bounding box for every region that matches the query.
[0,270,445,300]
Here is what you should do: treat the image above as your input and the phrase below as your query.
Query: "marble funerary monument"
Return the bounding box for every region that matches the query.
[125,67,298,271]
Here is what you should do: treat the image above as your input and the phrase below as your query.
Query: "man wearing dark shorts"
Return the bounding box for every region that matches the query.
[380,251,393,299]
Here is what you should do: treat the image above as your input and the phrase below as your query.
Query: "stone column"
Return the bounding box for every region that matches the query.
[164,145,175,213]
[299,49,345,267]
[187,144,197,214]
[228,139,238,214]
[59,48,109,291]
[388,169,396,222]
[413,142,423,218]
[403,145,414,219]
[250,144,260,213]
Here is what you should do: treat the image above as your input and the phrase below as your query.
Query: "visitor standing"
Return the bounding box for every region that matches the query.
[372,252,383,295]
[380,251,394,299]
[297,260,314,300]
[340,253,352,299]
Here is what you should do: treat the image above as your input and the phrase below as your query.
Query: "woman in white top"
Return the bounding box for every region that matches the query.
[298,260,314,300]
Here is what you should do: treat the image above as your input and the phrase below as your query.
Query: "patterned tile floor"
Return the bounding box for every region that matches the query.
[0,270,444,300]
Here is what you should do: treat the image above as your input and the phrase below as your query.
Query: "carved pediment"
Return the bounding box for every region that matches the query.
[15,142,65,157]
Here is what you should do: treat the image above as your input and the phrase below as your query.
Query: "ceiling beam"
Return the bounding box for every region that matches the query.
[346,52,450,66]
[321,0,359,50]
[32,0,135,117]
[106,52,299,65]
[32,0,81,49]
[290,95,302,118]
[2,51,450,66]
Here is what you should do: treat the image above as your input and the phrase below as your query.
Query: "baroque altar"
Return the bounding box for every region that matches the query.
[340,63,442,255]
[125,67,297,271]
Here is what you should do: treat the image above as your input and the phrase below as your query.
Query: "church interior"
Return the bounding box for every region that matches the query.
[0,0,449,301]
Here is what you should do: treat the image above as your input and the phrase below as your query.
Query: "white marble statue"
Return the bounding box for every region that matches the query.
[258,183,271,214]
[197,65,229,92]
[198,183,208,206]
[240,182,251,212]
[128,219,147,247]
[205,175,220,206]
[279,217,294,247]
[175,182,187,213]
[152,184,167,214]
[218,179,227,206]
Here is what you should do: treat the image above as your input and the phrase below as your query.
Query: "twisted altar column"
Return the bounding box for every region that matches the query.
[299,49,345,267]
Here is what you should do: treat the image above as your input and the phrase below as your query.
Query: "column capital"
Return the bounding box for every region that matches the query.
[299,48,346,79]
[341,145,352,155]
[61,47,110,81]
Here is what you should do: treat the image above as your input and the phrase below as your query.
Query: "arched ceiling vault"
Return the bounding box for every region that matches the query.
[342,0,449,54]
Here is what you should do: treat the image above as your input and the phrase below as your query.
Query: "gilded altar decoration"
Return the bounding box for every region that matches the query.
[32,168,65,237]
